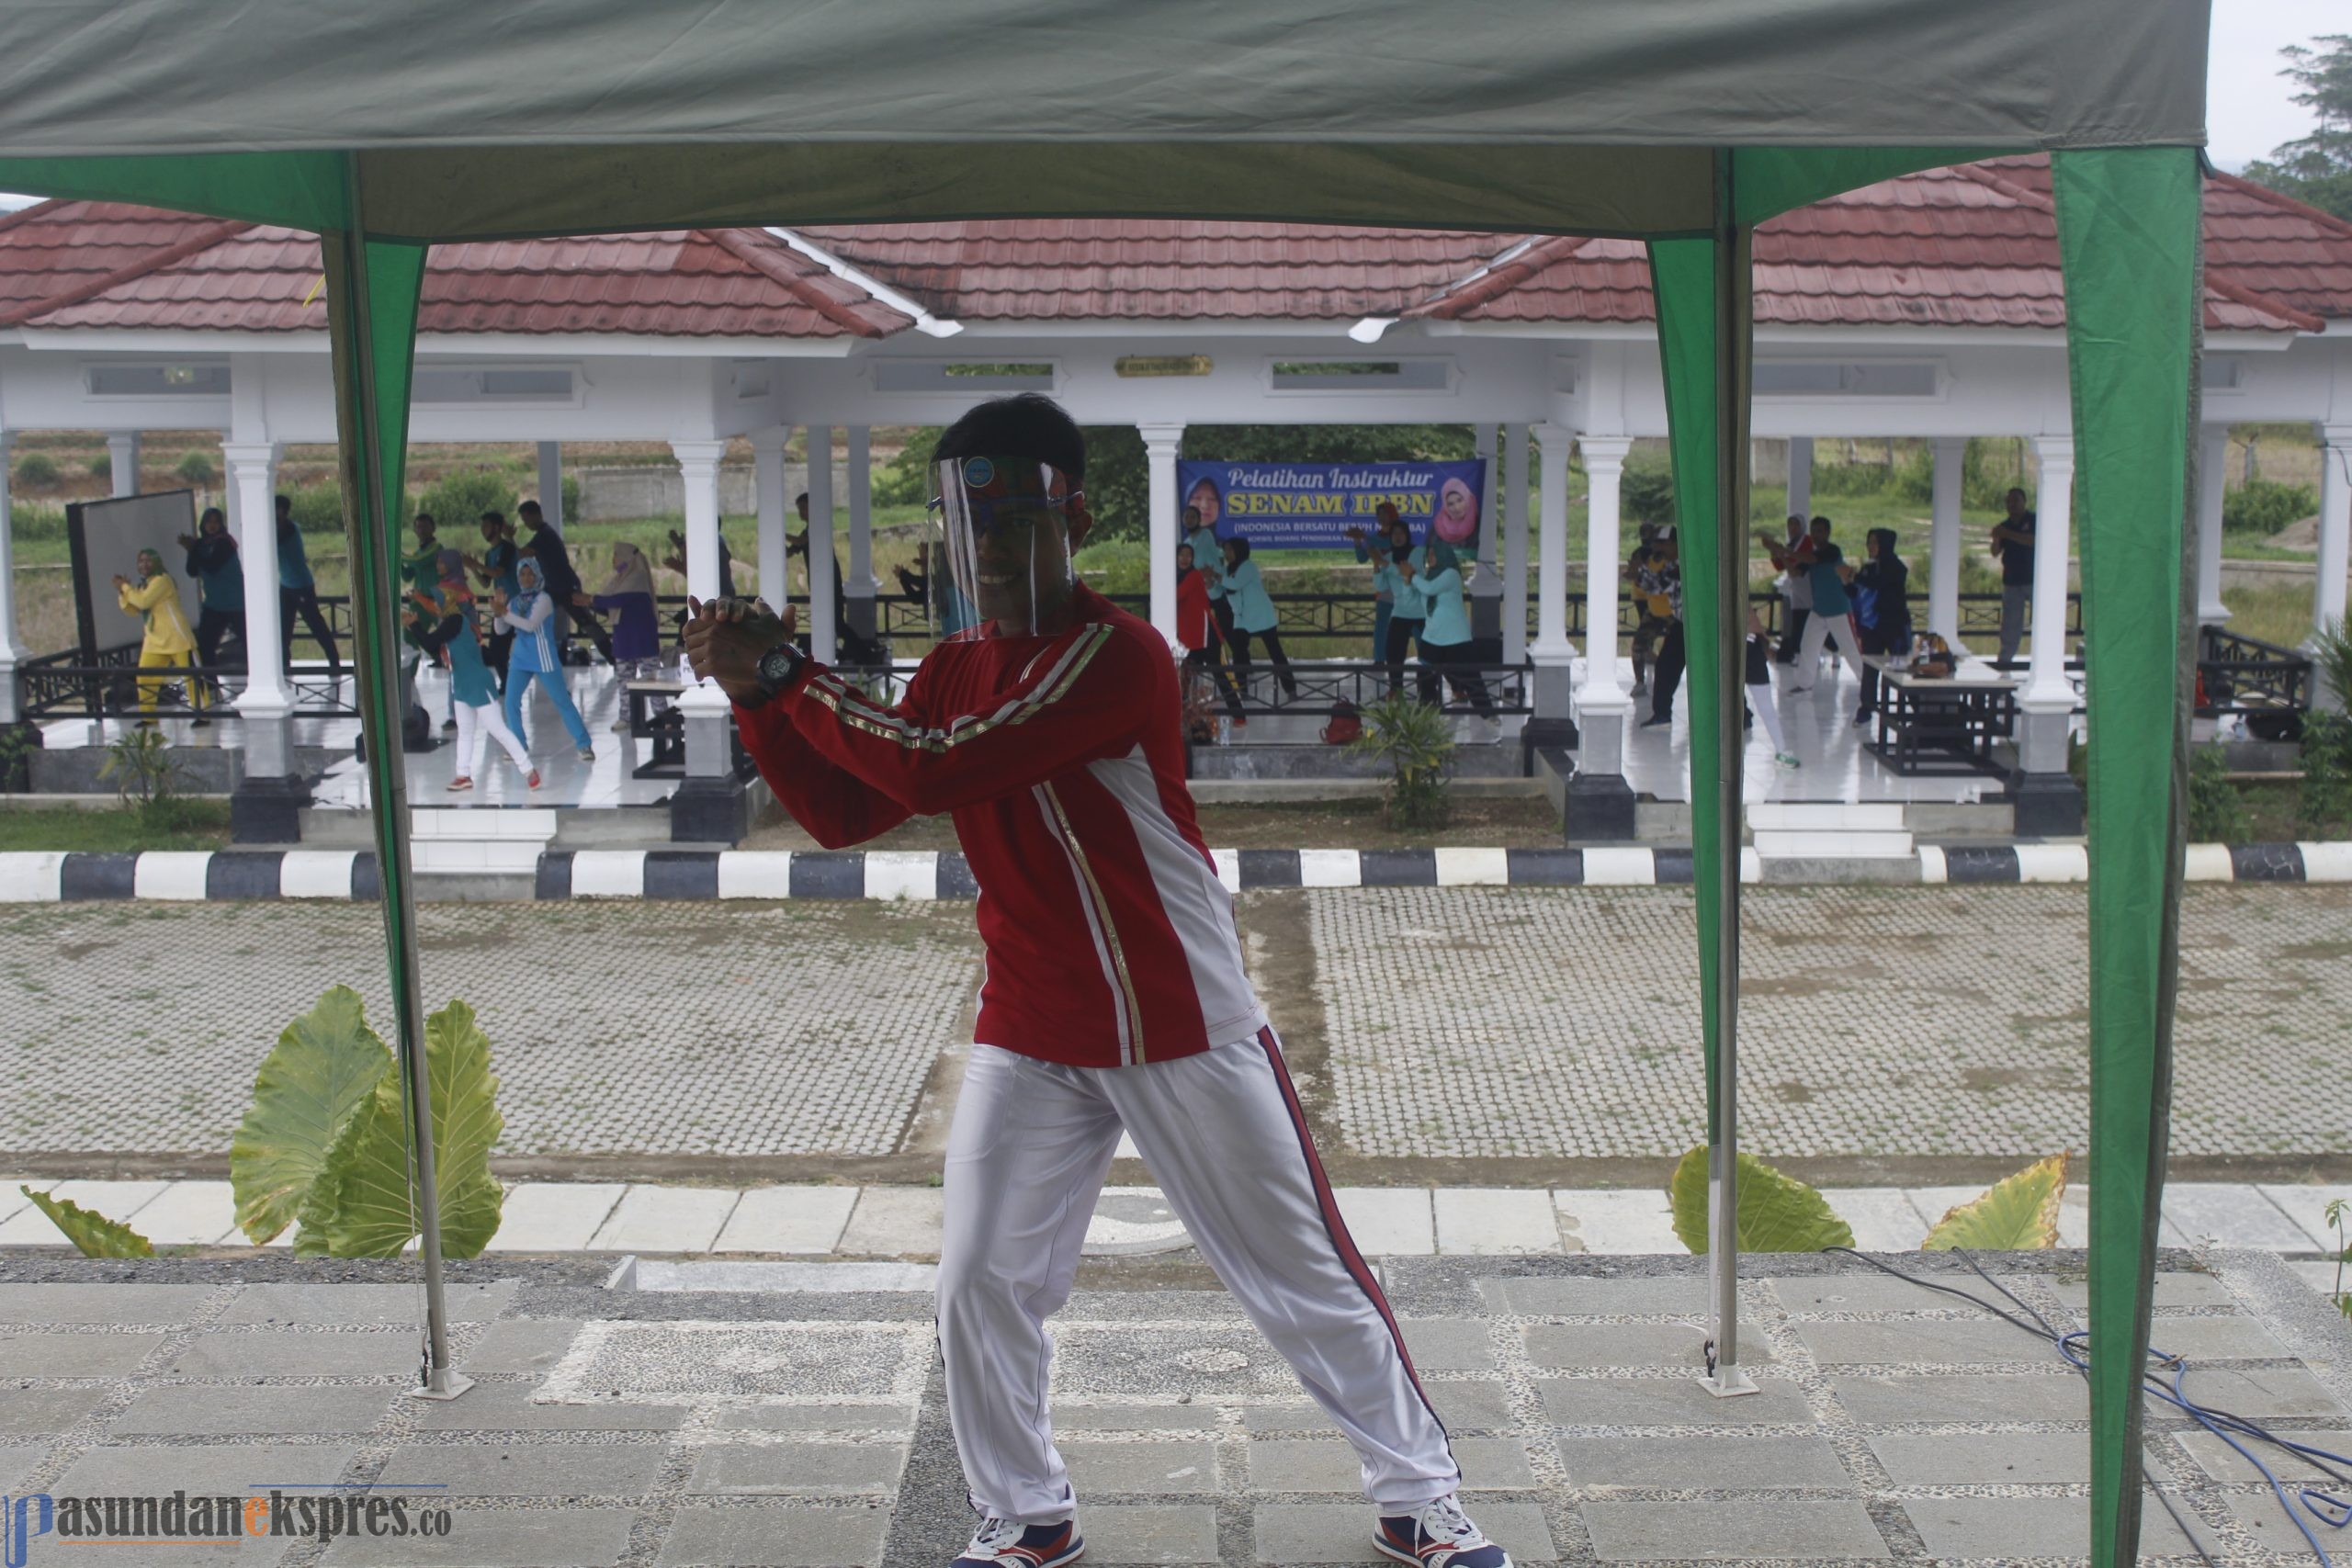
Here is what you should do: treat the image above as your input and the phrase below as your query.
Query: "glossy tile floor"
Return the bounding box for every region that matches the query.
[1593,653,2025,807]
[37,654,2050,809]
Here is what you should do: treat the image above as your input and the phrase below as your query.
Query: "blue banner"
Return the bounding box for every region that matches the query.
[1176,459,1487,555]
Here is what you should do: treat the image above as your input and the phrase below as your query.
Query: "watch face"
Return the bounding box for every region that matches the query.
[759,645,797,684]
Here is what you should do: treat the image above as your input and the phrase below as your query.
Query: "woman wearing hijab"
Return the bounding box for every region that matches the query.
[1431,475,1479,547]
[1845,526,1913,725]
[176,507,243,705]
[581,541,660,667]
[1347,502,1404,663]
[1409,539,1494,718]
[495,555,595,761]
[1373,513,1425,698]
[1219,535,1297,703]
[114,547,204,726]
[407,581,537,792]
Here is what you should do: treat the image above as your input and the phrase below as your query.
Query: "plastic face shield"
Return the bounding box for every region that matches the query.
[929,455,1078,637]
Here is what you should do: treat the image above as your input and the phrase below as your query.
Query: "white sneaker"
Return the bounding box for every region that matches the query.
[951,1517,1082,1567]
[1375,1496,1512,1568]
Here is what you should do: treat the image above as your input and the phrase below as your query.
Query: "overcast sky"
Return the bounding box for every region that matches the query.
[0,7,2338,213]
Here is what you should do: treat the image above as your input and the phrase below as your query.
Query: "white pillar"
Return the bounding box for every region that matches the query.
[1576,435,1633,703]
[223,442,288,712]
[2196,426,2230,626]
[845,426,877,595]
[671,439,733,750]
[1929,437,1965,642]
[1571,432,1627,780]
[1503,423,1531,665]
[107,433,141,498]
[2017,435,2076,774]
[754,426,789,608]
[1528,423,1578,726]
[1785,435,1813,522]
[0,431,19,724]
[1140,423,1184,644]
[2313,425,2351,659]
[806,425,838,663]
[673,441,729,606]
[536,442,564,532]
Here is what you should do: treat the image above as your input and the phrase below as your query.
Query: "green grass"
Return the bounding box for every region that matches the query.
[0,799,232,852]
[2215,584,2316,649]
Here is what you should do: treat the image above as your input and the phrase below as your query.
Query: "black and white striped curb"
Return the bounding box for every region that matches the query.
[3,841,2348,902]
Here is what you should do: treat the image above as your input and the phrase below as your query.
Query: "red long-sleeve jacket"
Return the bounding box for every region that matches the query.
[734,583,1266,1068]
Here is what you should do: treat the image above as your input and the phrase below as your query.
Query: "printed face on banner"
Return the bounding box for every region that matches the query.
[1174,460,1484,556]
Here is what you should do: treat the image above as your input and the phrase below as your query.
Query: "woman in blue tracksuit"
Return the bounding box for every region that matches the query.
[496,556,595,761]
[1411,540,1495,717]
[1219,536,1297,702]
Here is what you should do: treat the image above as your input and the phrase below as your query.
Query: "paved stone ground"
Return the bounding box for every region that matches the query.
[0,899,978,1162]
[4,886,2349,1176]
[1306,885,2352,1164]
[0,1249,2346,1566]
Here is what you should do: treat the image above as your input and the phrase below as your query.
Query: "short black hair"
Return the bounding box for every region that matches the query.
[413,512,435,526]
[480,510,504,527]
[932,393,1086,480]
[274,493,291,511]
[1809,515,1833,533]
[518,499,544,519]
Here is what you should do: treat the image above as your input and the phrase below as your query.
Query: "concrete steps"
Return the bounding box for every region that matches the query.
[1748,802,1916,862]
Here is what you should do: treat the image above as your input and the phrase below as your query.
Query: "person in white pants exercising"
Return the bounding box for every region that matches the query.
[686,395,1510,1568]
[1785,515,1868,695]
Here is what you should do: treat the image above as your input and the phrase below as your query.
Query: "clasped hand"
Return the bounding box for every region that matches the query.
[683,595,797,704]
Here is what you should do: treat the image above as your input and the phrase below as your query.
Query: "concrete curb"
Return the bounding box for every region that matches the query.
[4,840,2350,902]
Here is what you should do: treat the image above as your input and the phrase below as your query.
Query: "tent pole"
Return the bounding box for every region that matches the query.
[1702,151,1756,1397]
[320,159,467,1402]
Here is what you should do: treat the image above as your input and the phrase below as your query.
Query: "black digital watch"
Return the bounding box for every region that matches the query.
[753,640,805,700]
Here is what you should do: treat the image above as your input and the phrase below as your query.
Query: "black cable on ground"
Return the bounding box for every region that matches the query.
[1821,1246,2352,1566]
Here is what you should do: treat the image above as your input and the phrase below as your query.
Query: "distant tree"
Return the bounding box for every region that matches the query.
[2244,34,2352,222]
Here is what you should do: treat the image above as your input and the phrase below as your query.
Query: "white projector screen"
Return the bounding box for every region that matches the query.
[67,489,200,660]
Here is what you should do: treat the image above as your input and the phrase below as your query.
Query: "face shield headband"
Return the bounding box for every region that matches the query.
[928,455,1080,637]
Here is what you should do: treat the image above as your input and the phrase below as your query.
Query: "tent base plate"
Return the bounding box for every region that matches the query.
[1698,1366,1759,1398]
[408,1369,476,1403]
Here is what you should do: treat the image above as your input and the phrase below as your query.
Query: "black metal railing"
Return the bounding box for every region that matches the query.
[1185,660,1532,717]
[2197,625,2312,719]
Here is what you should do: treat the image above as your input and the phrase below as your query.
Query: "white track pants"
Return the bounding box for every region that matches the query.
[939,1029,1459,1523]
[1746,681,1790,754]
[453,698,531,780]
[1788,608,1866,693]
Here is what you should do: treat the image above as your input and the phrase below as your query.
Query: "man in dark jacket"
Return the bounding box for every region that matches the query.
[519,499,611,663]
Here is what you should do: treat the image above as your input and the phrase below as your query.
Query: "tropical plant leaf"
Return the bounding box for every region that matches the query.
[22,1186,153,1258]
[316,999,505,1259]
[1922,1153,2069,1250]
[290,1098,377,1257]
[1668,1145,1856,1255]
[231,986,394,1244]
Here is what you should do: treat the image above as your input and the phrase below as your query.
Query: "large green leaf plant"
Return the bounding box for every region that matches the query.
[29,986,503,1259]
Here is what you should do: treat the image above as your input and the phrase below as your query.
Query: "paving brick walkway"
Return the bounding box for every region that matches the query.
[1,1251,2346,1565]
[4,885,2350,1176]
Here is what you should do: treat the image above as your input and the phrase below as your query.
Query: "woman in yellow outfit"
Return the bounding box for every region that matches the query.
[114,547,205,726]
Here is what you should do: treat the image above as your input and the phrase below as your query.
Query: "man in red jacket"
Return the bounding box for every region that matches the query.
[684,395,1510,1568]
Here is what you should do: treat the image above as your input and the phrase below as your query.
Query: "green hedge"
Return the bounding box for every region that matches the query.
[2222,478,2316,536]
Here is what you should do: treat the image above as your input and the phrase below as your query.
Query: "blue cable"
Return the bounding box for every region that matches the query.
[1823,1247,2350,1562]
[2054,1327,2349,1563]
